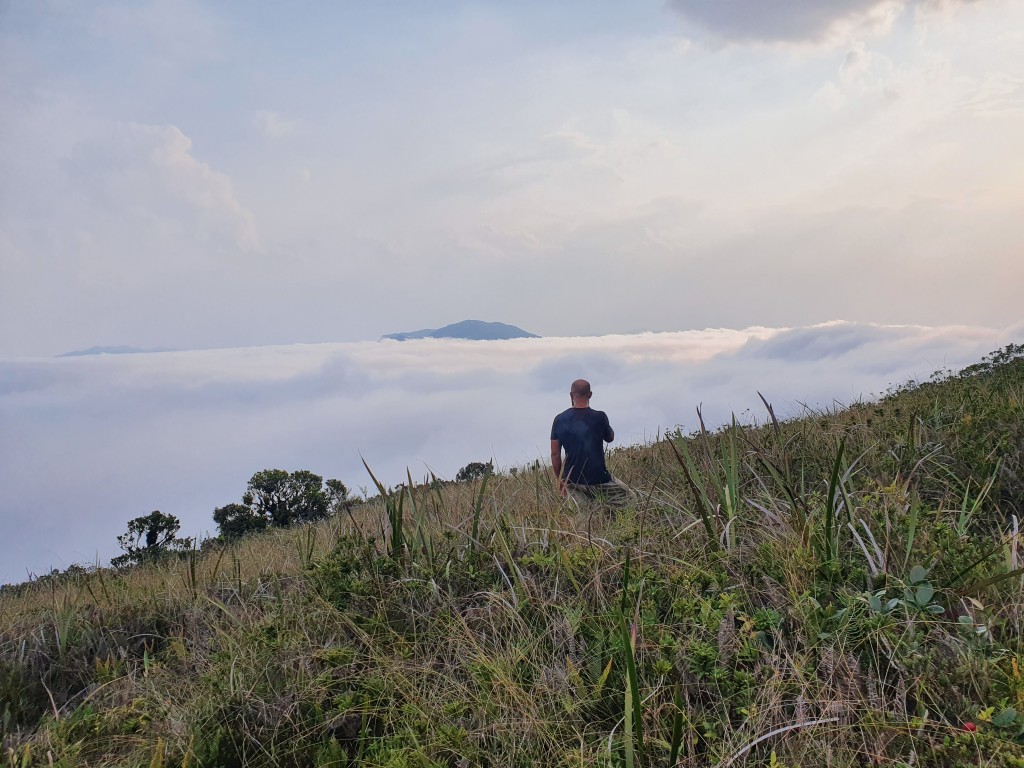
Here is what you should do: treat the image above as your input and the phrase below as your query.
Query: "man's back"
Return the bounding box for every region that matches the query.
[550,406,613,485]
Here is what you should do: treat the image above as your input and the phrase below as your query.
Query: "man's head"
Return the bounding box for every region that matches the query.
[570,379,592,406]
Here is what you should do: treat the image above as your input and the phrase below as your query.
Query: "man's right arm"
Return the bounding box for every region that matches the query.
[550,439,566,496]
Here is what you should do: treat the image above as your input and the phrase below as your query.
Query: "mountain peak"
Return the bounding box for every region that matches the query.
[382,320,539,342]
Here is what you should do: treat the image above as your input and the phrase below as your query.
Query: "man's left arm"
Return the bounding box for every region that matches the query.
[603,413,615,443]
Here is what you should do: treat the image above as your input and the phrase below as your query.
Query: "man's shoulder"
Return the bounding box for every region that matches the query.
[552,408,574,424]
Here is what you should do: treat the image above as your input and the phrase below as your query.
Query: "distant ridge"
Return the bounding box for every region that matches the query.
[58,345,175,357]
[382,320,539,342]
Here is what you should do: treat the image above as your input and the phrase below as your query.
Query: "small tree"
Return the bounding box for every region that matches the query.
[243,468,330,527]
[112,511,190,568]
[213,502,268,540]
[456,461,493,483]
[242,468,291,526]
[215,469,345,539]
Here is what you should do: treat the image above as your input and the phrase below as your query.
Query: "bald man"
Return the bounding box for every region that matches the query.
[550,379,629,506]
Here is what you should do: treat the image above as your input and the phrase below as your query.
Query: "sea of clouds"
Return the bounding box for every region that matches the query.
[1,320,1018,585]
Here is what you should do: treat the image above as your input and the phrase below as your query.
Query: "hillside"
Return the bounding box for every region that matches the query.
[2,344,1023,767]
[381,320,539,341]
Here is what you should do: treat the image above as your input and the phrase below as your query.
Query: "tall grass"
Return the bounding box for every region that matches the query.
[1,345,1023,767]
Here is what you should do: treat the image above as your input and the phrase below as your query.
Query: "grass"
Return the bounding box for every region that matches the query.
[1,343,1023,767]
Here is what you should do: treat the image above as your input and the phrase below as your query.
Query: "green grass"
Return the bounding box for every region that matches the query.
[2,343,1023,767]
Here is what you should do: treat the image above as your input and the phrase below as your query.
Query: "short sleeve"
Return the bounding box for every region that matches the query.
[550,417,559,441]
[602,412,613,441]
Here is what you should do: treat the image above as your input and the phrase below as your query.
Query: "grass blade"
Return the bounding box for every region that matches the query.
[620,548,631,614]
[754,450,808,535]
[619,611,644,767]
[665,437,719,550]
[471,465,491,548]
[823,437,847,564]
[668,683,685,767]
[362,457,404,559]
[961,566,1024,597]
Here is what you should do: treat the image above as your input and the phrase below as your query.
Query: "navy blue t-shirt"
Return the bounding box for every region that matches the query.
[551,407,614,484]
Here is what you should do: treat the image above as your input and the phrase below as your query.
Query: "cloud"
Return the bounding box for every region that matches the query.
[0,321,1016,585]
[664,0,976,43]
[957,71,1024,119]
[0,108,265,355]
[65,122,259,251]
[746,321,888,361]
[665,0,889,42]
[89,0,221,65]
[254,110,297,138]
[839,40,898,94]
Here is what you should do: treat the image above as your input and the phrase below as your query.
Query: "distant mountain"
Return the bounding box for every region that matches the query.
[58,345,175,357]
[382,320,539,342]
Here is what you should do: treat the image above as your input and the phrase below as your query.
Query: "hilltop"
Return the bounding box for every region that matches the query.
[381,319,539,341]
[1,344,1023,767]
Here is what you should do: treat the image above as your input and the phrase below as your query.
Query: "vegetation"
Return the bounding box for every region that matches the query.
[214,470,351,541]
[455,461,494,483]
[2,344,1023,767]
[111,511,192,568]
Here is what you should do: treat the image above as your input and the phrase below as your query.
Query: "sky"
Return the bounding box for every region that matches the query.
[1,0,1022,355]
[1,1,1023,582]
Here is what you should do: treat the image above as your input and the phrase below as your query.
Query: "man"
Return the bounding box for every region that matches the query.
[550,379,629,506]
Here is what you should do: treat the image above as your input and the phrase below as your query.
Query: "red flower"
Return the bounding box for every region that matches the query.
[963,722,977,732]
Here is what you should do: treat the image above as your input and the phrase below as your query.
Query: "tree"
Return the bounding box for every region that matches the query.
[326,478,351,514]
[112,511,190,568]
[242,468,330,527]
[213,502,268,540]
[213,470,352,540]
[286,470,331,523]
[456,461,493,483]
[241,468,292,527]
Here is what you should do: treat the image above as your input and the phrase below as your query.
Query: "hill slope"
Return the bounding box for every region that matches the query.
[2,344,1023,767]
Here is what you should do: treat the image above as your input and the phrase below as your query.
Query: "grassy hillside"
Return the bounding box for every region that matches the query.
[2,344,1023,767]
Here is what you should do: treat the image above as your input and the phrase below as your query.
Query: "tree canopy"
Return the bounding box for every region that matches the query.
[212,502,268,540]
[214,469,350,539]
[112,511,191,568]
[456,461,493,483]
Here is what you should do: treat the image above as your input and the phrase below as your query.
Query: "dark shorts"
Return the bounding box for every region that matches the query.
[565,477,631,507]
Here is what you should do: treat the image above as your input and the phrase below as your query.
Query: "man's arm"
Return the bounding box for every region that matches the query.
[550,439,566,496]
[550,439,563,479]
[603,413,615,443]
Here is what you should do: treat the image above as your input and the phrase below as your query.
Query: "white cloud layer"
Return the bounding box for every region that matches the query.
[1,321,1018,585]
